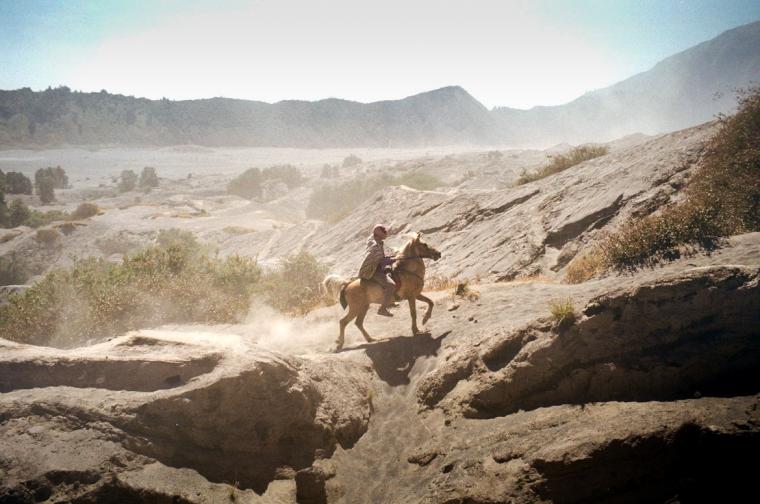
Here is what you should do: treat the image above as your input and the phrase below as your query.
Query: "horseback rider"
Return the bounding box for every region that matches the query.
[358,224,396,317]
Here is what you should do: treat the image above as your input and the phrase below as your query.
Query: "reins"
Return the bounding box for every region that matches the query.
[393,255,428,281]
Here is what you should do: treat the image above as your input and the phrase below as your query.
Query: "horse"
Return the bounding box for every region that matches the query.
[335,232,441,352]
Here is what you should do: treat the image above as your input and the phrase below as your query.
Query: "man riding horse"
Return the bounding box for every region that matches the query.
[335,225,442,352]
[357,224,396,317]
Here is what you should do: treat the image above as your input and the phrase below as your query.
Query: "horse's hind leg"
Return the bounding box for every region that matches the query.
[417,294,434,325]
[337,308,357,352]
[355,306,374,343]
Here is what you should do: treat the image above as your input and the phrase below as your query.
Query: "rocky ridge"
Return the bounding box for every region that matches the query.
[2,232,759,502]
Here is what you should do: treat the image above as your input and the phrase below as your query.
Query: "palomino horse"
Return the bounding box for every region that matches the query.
[336,233,441,351]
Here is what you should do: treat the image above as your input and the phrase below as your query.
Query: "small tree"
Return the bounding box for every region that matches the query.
[0,191,9,228]
[118,170,138,192]
[227,167,262,199]
[139,166,159,188]
[342,154,362,168]
[37,174,55,204]
[35,166,68,190]
[9,199,30,227]
[4,172,33,195]
[320,164,340,179]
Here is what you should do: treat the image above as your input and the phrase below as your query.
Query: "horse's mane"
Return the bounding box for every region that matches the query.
[396,236,417,258]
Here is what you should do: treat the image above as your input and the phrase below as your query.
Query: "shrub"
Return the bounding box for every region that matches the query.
[307,171,445,222]
[258,251,327,315]
[35,228,61,246]
[227,165,304,200]
[4,172,33,195]
[118,169,138,192]
[228,167,262,199]
[261,164,303,189]
[24,209,69,228]
[549,297,576,326]
[565,87,760,281]
[394,172,444,190]
[564,248,606,284]
[9,199,30,227]
[0,192,10,227]
[517,145,609,185]
[320,164,340,179]
[156,228,201,251]
[139,166,159,188]
[35,166,68,189]
[71,202,99,220]
[36,174,55,204]
[0,238,261,346]
[0,253,30,286]
[342,154,362,168]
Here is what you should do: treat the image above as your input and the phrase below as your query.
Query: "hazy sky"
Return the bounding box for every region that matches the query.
[1,0,759,109]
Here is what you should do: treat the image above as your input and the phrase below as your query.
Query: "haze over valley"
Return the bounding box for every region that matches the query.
[1,3,760,503]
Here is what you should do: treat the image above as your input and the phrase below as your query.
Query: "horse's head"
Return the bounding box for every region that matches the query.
[409,232,441,261]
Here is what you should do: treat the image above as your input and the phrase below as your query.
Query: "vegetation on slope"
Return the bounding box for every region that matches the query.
[307,171,444,222]
[566,87,760,283]
[0,229,328,346]
[516,145,609,186]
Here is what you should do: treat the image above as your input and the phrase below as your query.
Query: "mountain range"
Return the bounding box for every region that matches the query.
[0,20,758,148]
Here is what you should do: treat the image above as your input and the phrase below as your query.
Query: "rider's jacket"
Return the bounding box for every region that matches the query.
[357,235,386,279]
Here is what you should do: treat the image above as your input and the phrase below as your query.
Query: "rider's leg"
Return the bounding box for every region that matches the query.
[376,272,395,317]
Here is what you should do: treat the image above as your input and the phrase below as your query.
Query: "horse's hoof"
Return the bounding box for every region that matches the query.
[365,337,375,343]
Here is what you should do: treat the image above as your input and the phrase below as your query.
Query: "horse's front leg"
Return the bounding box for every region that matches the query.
[417,294,434,325]
[408,297,420,334]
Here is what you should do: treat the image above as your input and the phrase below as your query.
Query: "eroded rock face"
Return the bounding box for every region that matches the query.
[3,237,760,503]
[418,265,760,418]
[249,122,715,282]
[0,331,373,498]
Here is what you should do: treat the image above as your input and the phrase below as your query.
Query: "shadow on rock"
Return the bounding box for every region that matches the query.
[341,331,450,386]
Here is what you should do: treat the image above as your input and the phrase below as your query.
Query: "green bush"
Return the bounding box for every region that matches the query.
[258,251,327,315]
[517,145,609,185]
[9,199,30,227]
[342,154,362,168]
[35,166,68,190]
[0,192,10,227]
[35,228,61,246]
[71,202,99,220]
[227,165,304,200]
[1,196,70,229]
[36,174,55,204]
[139,166,159,188]
[0,238,261,347]
[0,253,30,286]
[394,171,444,191]
[4,172,33,195]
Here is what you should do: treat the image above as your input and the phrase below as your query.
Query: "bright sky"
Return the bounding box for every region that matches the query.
[1,0,759,109]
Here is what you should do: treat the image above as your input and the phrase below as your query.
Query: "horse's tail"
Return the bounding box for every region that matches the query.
[339,282,348,310]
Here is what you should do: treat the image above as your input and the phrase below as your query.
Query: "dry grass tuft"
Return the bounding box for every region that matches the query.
[565,87,760,282]
[549,297,576,326]
[517,145,609,186]
[223,225,256,235]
